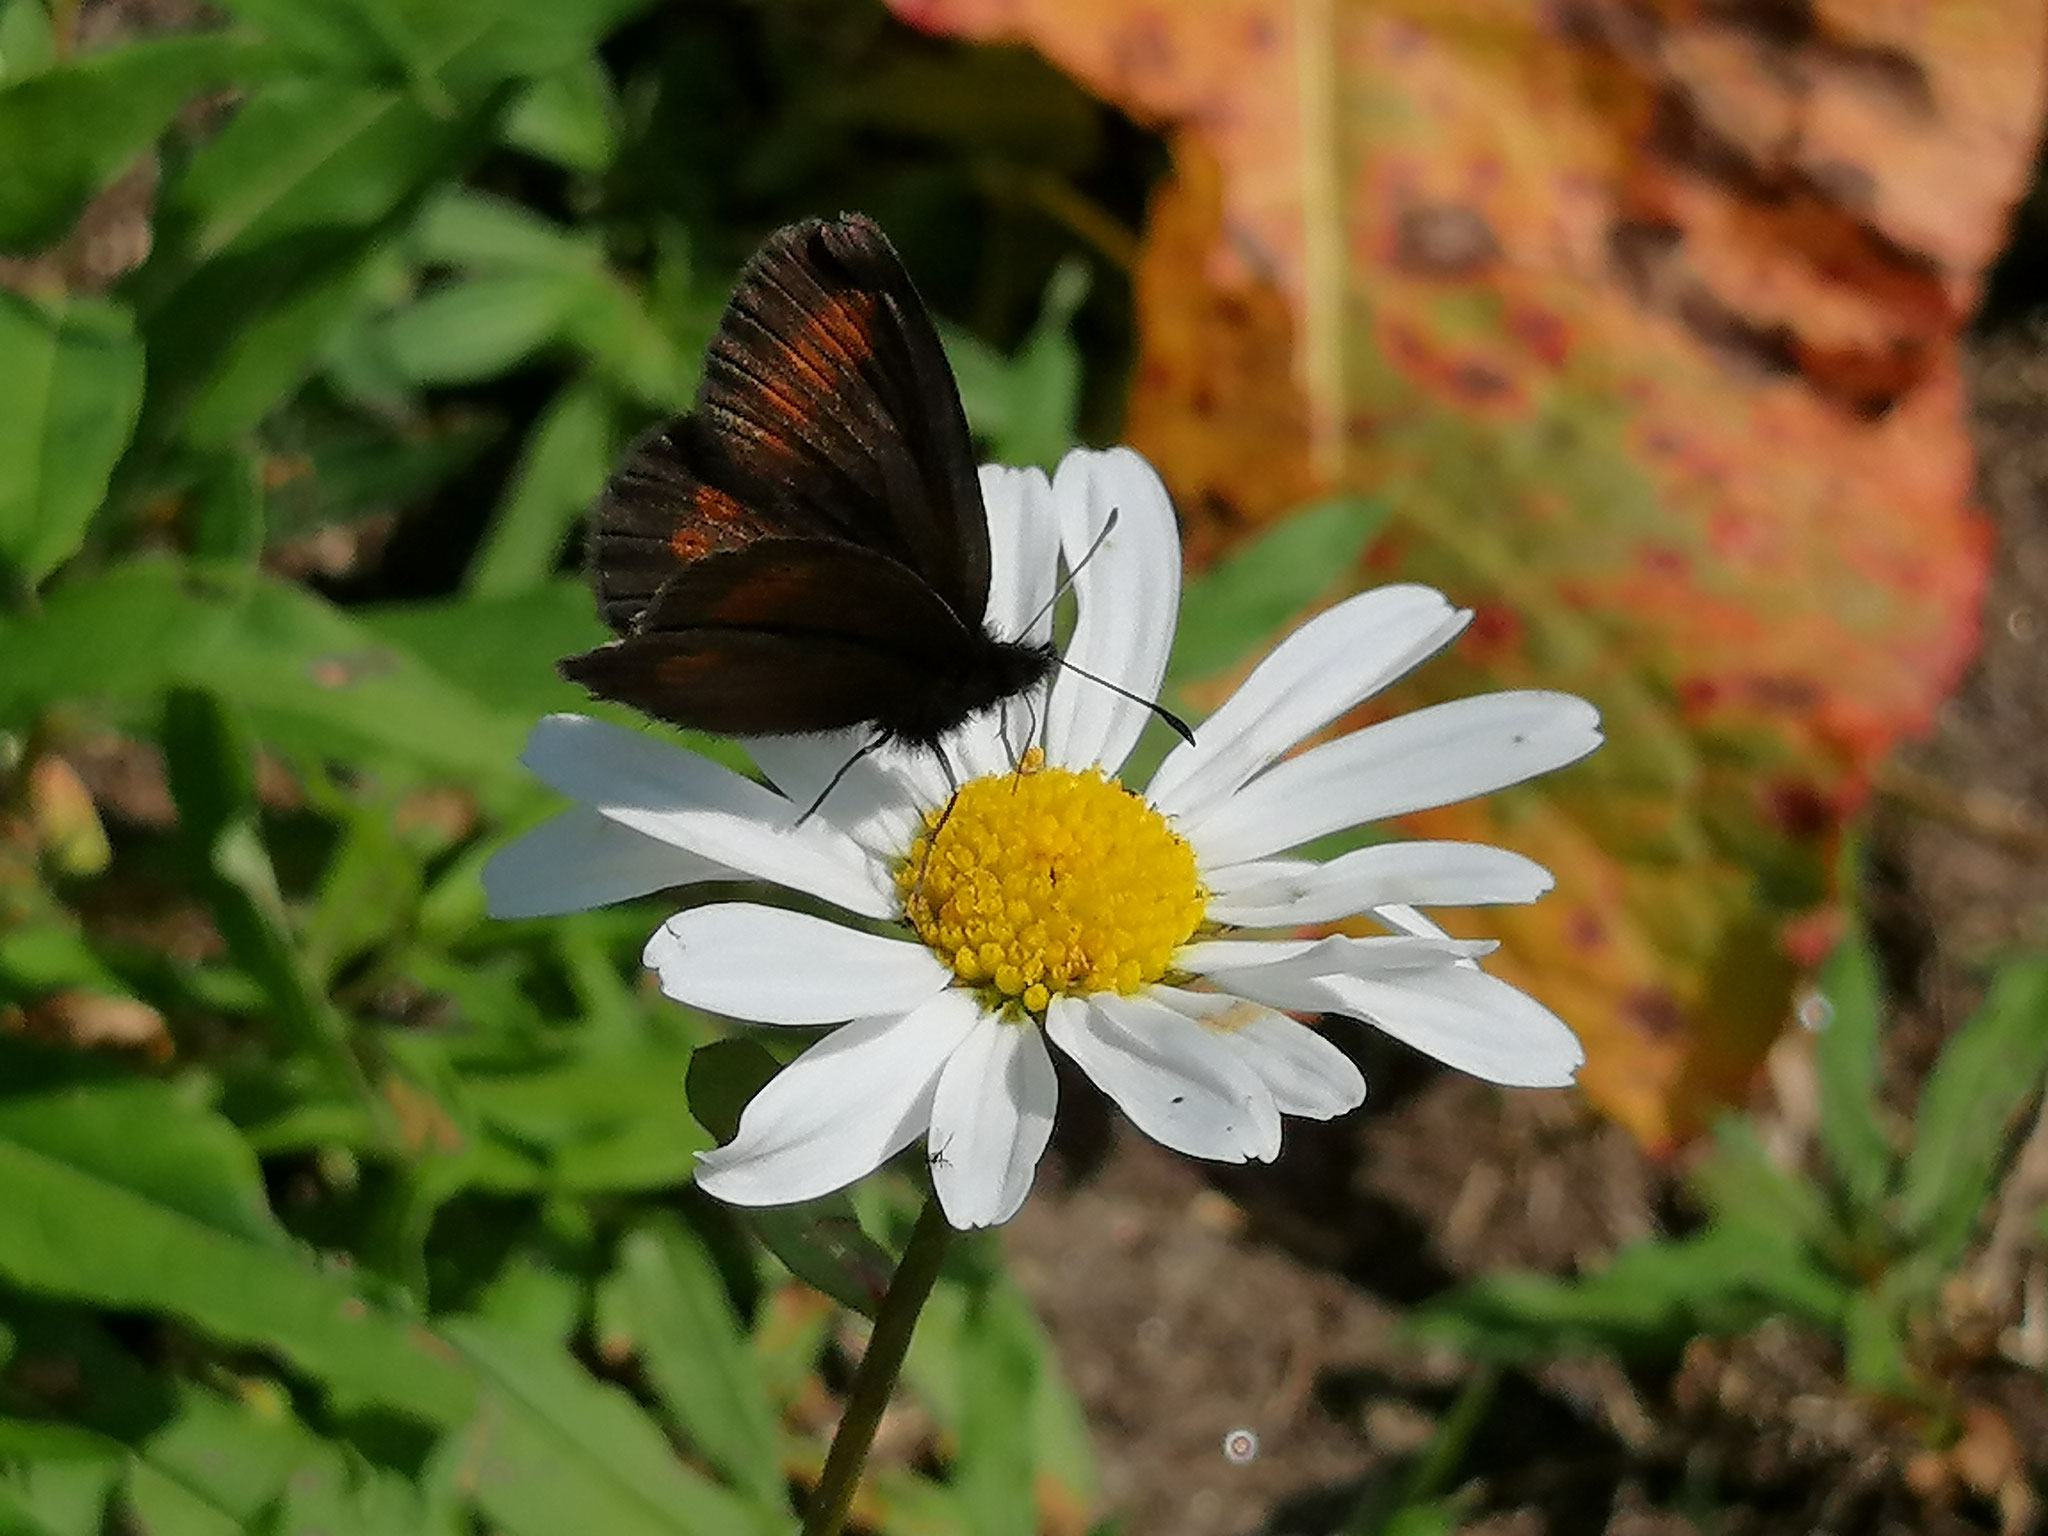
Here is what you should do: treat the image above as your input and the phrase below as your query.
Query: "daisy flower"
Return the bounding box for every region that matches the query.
[485,447,1602,1229]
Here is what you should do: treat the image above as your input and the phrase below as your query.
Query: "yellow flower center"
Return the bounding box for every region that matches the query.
[897,750,1207,1017]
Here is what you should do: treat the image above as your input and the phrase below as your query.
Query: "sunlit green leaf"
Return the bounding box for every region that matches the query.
[1809,915,1893,1215]
[0,34,265,251]
[1167,494,1389,691]
[468,377,615,597]
[598,1215,788,1509]
[501,53,619,173]
[355,578,609,722]
[0,0,58,82]
[1408,1222,1846,1364]
[0,559,532,787]
[944,261,1086,471]
[171,79,481,260]
[369,272,583,385]
[180,241,393,446]
[0,1050,473,1421]
[441,1319,778,1536]
[953,1281,1040,1536]
[1896,958,2048,1267]
[0,292,144,591]
[410,187,604,274]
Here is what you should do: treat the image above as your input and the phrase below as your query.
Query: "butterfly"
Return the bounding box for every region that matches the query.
[560,214,1060,758]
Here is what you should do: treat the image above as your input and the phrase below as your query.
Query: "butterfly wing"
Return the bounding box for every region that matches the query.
[563,538,990,738]
[587,214,990,637]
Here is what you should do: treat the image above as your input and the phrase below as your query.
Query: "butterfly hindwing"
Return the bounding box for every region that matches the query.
[563,540,987,738]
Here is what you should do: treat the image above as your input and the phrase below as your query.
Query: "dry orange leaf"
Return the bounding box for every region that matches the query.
[893,0,2045,1147]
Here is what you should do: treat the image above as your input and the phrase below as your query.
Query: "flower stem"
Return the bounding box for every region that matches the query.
[801,1197,955,1536]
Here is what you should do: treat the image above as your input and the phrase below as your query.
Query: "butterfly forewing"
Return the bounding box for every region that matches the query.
[700,219,989,618]
[565,213,1057,752]
[585,215,989,635]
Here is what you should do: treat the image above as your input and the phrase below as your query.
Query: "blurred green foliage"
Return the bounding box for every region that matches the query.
[1412,870,2048,1418]
[0,0,1180,1526]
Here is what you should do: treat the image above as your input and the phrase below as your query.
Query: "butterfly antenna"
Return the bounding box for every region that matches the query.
[1019,505,1196,747]
[796,730,890,825]
[1054,654,1197,745]
[1020,506,1122,639]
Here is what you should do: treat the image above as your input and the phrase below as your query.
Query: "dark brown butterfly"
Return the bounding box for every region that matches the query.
[560,214,1058,753]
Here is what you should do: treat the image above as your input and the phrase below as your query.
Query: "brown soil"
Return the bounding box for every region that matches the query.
[1003,328,2048,1536]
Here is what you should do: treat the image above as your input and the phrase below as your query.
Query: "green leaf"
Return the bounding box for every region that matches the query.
[0,291,144,590]
[1896,958,2048,1266]
[356,579,606,724]
[597,1216,788,1508]
[180,239,394,446]
[184,449,267,564]
[953,1282,1041,1536]
[441,1318,778,1536]
[1809,919,1893,1215]
[170,78,481,261]
[901,1272,1094,1520]
[1840,1283,1917,1399]
[468,378,614,596]
[161,688,365,1084]
[127,1376,428,1536]
[685,1038,780,1145]
[301,792,426,985]
[1167,494,1389,689]
[410,187,604,275]
[1689,1118,1841,1262]
[0,920,128,1002]
[1407,1223,1847,1364]
[367,271,583,385]
[0,0,59,83]
[0,1459,115,1536]
[459,1046,715,1193]
[0,1302,432,1536]
[943,260,1086,471]
[500,53,618,173]
[0,35,265,251]
[0,1050,474,1422]
[206,0,404,73]
[0,560,533,787]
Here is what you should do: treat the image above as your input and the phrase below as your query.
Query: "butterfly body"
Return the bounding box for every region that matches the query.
[562,215,1056,750]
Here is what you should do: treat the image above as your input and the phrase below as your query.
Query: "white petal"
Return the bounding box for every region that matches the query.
[743,731,927,858]
[979,463,1059,647]
[1205,841,1554,927]
[1304,965,1585,1087]
[1046,992,1280,1162]
[927,1020,1058,1228]
[522,714,895,917]
[1179,933,1495,989]
[644,904,951,1025]
[1370,903,1457,942]
[1149,586,1469,820]
[483,807,728,919]
[1043,449,1180,775]
[692,993,982,1207]
[1182,692,1603,867]
[1151,987,1366,1119]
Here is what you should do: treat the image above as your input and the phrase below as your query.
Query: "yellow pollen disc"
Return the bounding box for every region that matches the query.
[897,749,1206,1016]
